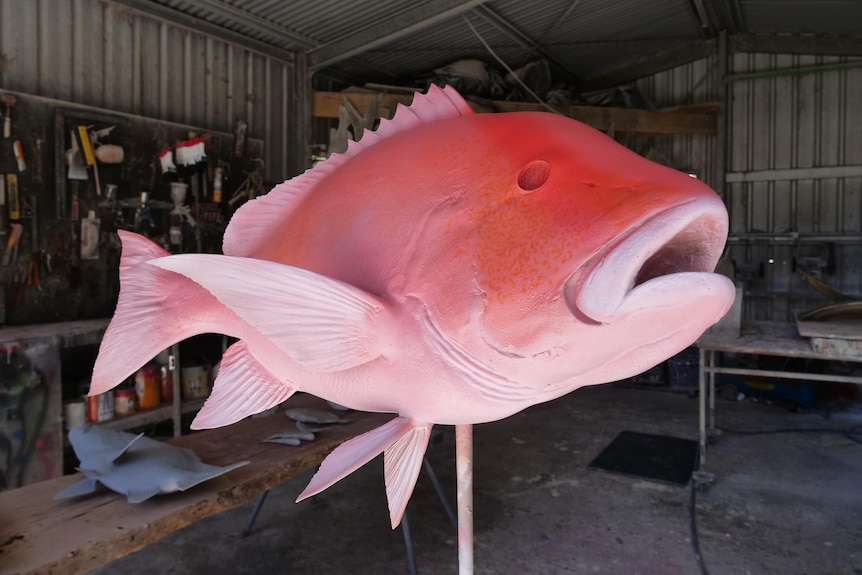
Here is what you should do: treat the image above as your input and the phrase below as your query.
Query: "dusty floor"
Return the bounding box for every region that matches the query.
[90,385,862,575]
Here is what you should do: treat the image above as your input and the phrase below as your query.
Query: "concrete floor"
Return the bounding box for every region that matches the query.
[91,385,862,575]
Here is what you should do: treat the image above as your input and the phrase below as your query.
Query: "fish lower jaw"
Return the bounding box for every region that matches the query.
[567,196,730,324]
[573,271,735,325]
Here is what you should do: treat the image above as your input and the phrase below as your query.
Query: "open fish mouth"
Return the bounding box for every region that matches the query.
[568,195,731,324]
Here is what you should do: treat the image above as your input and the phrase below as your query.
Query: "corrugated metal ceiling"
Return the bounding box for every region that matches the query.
[116,0,862,90]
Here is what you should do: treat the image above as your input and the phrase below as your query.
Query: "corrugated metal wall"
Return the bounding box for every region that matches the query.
[635,56,721,189]
[725,54,862,321]
[638,53,862,322]
[0,0,306,182]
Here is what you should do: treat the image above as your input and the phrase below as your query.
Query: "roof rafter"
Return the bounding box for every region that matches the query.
[731,33,862,56]
[307,0,490,72]
[161,0,319,49]
[112,0,298,62]
[580,38,717,91]
[469,5,581,83]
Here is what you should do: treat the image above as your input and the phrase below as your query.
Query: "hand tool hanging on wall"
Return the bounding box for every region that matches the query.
[71,181,80,220]
[213,167,223,202]
[2,223,22,266]
[12,140,26,172]
[31,132,43,185]
[91,125,124,164]
[66,130,88,180]
[76,125,101,195]
[0,176,6,236]
[1,94,15,139]
[10,267,25,309]
[6,174,20,220]
[27,253,40,291]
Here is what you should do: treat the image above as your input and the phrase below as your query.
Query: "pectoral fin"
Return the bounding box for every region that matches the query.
[151,254,394,372]
[54,477,99,499]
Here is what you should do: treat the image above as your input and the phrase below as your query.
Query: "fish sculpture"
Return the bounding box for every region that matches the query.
[55,425,248,503]
[91,85,735,527]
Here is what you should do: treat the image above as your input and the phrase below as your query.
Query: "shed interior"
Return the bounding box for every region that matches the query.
[0,1,861,574]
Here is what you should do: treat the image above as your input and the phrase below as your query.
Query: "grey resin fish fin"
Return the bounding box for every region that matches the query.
[54,477,99,499]
[68,425,144,470]
[222,84,473,259]
[125,486,164,504]
[151,255,395,372]
[173,460,250,493]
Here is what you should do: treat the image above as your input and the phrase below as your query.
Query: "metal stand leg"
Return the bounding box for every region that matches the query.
[698,347,707,467]
[242,489,270,536]
[456,424,474,575]
[693,348,715,491]
[423,457,457,527]
[708,350,717,442]
[402,512,419,575]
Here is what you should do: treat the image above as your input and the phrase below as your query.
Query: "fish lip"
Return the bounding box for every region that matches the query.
[567,195,729,323]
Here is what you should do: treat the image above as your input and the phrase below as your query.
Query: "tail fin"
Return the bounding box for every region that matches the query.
[297,417,431,528]
[192,341,295,429]
[90,231,236,395]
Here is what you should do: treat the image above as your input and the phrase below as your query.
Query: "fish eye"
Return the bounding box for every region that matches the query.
[517,160,550,193]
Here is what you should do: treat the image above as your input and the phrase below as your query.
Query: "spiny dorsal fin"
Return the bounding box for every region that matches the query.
[223,85,473,257]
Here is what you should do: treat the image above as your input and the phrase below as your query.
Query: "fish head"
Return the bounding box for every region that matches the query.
[439,111,735,389]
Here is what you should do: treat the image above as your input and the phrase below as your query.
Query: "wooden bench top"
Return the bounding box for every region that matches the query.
[0,395,391,575]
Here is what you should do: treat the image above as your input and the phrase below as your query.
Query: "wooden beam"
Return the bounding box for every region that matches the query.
[312,91,718,137]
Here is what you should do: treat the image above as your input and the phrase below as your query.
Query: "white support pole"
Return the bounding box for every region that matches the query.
[455,423,474,575]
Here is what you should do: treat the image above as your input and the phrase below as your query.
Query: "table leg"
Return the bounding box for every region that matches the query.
[698,347,707,467]
[708,350,717,441]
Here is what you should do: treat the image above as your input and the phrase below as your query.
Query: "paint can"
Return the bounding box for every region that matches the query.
[87,391,114,422]
[181,365,209,399]
[160,364,174,403]
[135,365,161,409]
[114,388,136,417]
[64,400,87,429]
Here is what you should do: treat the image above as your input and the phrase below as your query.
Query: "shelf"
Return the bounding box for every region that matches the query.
[0,318,109,348]
[97,398,206,431]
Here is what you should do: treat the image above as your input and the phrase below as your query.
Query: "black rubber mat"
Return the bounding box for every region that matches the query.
[588,431,698,486]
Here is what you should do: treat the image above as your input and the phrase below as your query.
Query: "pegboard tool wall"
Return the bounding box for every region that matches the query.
[0,90,263,326]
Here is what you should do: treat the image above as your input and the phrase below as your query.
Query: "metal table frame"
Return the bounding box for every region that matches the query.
[696,321,862,482]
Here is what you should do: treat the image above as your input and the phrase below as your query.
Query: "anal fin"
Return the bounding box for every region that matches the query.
[296,417,431,528]
[192,341,295,429]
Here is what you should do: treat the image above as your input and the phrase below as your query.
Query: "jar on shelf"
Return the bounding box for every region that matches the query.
[181,364,209,399]
[114,387,136,417]
[87,390,114,423]
[160,364,174,403]
[135,365,161,409]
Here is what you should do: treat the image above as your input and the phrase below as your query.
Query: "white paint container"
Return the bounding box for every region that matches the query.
[181,365,209,399]
[64,400,87,429]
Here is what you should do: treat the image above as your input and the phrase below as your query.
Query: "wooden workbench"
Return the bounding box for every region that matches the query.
[0,395,391,575]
